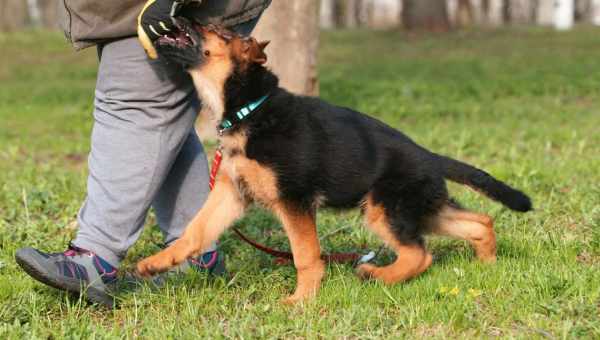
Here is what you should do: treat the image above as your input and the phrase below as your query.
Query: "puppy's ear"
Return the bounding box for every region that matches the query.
[258,40,270,51]
[248,38,268,65]
[232,37,269,67]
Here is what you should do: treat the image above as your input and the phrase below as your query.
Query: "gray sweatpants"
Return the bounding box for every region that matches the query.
[73,20,259,267]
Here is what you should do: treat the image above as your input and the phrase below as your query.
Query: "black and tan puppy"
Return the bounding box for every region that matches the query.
[136,22,532,303]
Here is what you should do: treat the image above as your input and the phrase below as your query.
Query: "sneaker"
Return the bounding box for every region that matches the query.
[15,244,118,307]
[177,250,226,276]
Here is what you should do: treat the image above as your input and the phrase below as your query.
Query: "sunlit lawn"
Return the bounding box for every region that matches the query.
[0,27,598,338]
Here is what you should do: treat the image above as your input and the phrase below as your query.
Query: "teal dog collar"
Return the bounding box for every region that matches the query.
[218,94,269,135]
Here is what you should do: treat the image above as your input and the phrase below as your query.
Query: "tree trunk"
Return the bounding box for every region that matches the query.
[508,0,535,24]
[331,0,359,27]
[0,0,29,31]
[529,0,538,23]
[593,0,600,25]
[345,0,359,27]
[402,0,451,31]
[502,0,511,23]
[367,0,400,28]
[320,0,335,28]
[481,0,490,15]
[447,0,458,25]
[26,0,41,26]
[481,0,505,27]
[479,0,490,22]
[456,0,475,27]
[537,0,555,25]
[355,0,369,26]
[333,0,345,27]
[253,1,319,95]
[555,0,575,30]
[575,0,592,21]
[471,0,489,24]
[38,0,59,29]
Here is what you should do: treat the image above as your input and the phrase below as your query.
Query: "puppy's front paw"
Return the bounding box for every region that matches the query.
[281,293,309,305]
[136,239,198,276]
[355,263,377,281]
[136,253,176,277]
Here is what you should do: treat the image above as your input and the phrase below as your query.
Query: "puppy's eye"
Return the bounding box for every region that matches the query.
[204,50,210,57]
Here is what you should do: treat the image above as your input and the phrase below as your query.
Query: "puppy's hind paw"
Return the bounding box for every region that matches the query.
[355,263,377,281]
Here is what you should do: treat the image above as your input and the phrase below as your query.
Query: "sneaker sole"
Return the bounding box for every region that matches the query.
[15,248,115,308]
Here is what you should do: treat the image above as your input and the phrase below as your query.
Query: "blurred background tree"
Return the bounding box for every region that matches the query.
[38,0,59,29]
[402,0,451,31]
[8,1,600,44]
[254,0,320,96]
[5,0,599,102]
[0,0,29,31]
[6,1,600,33]
[315,0,600,29]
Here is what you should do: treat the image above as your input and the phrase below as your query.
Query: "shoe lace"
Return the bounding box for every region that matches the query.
[189,250,218,269]
[63,242,90,257]
[63,242,117,277]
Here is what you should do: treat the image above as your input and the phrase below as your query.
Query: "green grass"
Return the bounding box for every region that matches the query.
[1,27,599,338]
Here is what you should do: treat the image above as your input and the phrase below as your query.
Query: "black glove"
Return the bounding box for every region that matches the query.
[138,0,199,59]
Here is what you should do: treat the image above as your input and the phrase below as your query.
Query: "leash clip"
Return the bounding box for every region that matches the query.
[357,251,376,265]
[353,245,384,267]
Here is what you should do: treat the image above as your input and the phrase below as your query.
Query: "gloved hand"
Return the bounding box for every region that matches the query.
[138,0,200,59]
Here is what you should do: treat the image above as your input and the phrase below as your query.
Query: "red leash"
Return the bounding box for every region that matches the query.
[208,148,223,191]
[208,148,362,265]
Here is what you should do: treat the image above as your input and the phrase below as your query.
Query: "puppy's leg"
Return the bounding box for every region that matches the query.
[274,204,325,304]
[356,196,432,284]
[137,174,244,276]
[430,203,496,262]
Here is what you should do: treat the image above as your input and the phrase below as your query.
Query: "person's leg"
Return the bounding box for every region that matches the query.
[152,130,210,247]
[73,36,200,267]
[16,36,199,306]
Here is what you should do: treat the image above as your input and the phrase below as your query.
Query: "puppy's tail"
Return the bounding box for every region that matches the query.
[434,154,532,212]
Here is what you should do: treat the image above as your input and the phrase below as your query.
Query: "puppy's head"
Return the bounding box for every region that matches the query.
[155,20,269,119]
